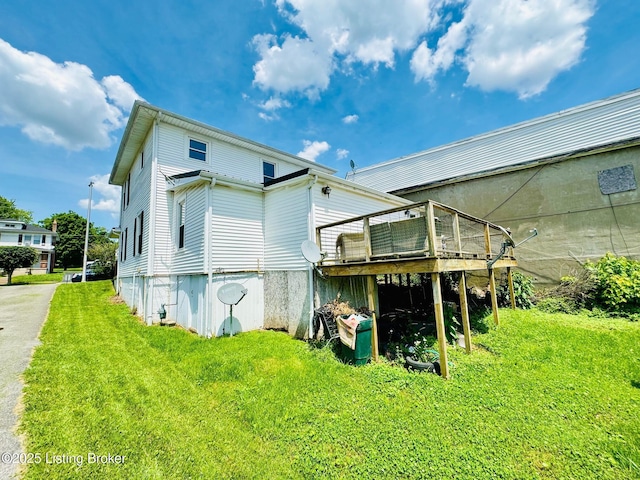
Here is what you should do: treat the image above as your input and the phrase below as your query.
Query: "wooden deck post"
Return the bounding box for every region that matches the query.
[431,272,450,379]
[458,271,472,354]
[507,267,516,309]
[367,275,379,361]
[489,268,500,326]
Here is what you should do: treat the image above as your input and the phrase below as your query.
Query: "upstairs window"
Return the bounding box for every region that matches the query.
[189,139,207,161]
[263,161,276,183]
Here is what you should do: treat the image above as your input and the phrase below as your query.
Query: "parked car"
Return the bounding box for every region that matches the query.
[71,262,97,282]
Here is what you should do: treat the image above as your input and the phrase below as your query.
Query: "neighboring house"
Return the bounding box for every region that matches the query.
[347,89,640,284]
[0,220,57,274]
[109,101,410,338]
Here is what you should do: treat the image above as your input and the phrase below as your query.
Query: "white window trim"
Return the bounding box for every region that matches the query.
[263,160,277,183]
[187,136,208,162]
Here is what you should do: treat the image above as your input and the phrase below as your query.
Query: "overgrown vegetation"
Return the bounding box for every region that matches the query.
[20,281,640,479]
[537,253,640,320]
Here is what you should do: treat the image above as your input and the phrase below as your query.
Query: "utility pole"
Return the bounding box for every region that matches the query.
[82,181,94,282]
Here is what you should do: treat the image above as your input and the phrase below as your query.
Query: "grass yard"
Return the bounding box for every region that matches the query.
[19,281,640,479]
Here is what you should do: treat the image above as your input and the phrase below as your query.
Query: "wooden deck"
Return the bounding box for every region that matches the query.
[315,200,519,379]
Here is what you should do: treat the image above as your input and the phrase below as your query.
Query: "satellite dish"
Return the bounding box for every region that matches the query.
[350,159,356,170]
[301,240,322,264]
[217,283,248,306]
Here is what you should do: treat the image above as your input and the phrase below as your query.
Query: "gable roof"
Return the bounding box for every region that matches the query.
[110,101,336,185]
[346,88,640,194]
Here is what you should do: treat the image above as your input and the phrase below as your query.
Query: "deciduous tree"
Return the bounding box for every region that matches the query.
[0,246,38,285]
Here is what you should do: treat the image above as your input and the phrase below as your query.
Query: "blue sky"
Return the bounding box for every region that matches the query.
[0,0,639,230]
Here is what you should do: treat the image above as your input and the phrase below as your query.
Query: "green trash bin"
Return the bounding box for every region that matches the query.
[340,316,372,366]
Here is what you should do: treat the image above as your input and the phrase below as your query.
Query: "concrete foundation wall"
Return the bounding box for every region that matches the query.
[263,271,375,338]
[263,270,311,338]
[402,147,640,284]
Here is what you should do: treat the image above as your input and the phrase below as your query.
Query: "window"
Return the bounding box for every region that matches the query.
[177,201,185,249]
[33,235,41,245]
[126,173,131,207]
[189,139,207,161]
[123,228,128,261]
[263,161,276,183]
[18,234,23,244]
[140,150,144,169]
[137,211,144,255]
[42,235,46,245]
[133,218,137,257]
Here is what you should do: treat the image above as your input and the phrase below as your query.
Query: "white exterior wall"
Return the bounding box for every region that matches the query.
[211,185,264,271]
[264,184,310,270]
[119,132,153,277]
[171,185,207,275]
[158,123,302,184]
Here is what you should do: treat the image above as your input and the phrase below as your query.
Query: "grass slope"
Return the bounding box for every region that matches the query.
[20,282,640,479]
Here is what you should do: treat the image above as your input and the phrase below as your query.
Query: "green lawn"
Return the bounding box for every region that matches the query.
[19,281,640,479]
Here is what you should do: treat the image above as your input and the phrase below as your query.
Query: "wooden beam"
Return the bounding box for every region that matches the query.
[366,275,379,361]
[507,267,516,310]
[320,257,517,276]
[489,268,500,326]
[431,272,450,379]
[458,271,472,354]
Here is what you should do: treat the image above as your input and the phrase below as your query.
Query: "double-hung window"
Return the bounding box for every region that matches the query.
[263,161,276,183]
[189,139,207,161]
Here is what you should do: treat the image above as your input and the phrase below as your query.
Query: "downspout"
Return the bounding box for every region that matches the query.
[146,113,160,325]
[307,175,318,339]
[206,179,216,337]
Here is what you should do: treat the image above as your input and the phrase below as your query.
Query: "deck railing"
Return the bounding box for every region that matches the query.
[317,200,513,265]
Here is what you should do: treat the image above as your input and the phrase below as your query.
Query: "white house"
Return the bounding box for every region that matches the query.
[0,220,57,274]
[109,101,410,337]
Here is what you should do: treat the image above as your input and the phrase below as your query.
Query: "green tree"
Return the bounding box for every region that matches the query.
[88,241,118,278]
[0,196,33,223]
[0,246,38,285]
[40,212,110,269]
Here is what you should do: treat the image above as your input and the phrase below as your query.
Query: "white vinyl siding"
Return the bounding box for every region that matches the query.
[171,186,207,275]
[264,186,310,270]
[118,131,153,277]
[210,186,264,271]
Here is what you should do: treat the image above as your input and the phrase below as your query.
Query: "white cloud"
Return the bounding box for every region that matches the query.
[0,38,143,150]
[78,174,121,214]
[252,34,333,98]
[255,0,595,100]
[297,140,330,161]
[342,114,359,124]
[462,0,595,98]
[259,96,292,111]
[336,148,349,160]
[411,0,595,98]
[253,0,439,95]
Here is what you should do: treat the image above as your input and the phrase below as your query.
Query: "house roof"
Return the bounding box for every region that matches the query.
[110,101,336,185]
[346,88,640,194]
[0,220,56,235]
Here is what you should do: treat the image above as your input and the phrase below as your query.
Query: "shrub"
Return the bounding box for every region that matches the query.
[497,271,535,309]
[536,270,597,314]
[586,253,640,312]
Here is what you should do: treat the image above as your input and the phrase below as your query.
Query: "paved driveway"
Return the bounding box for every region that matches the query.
[0,283,57,480]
